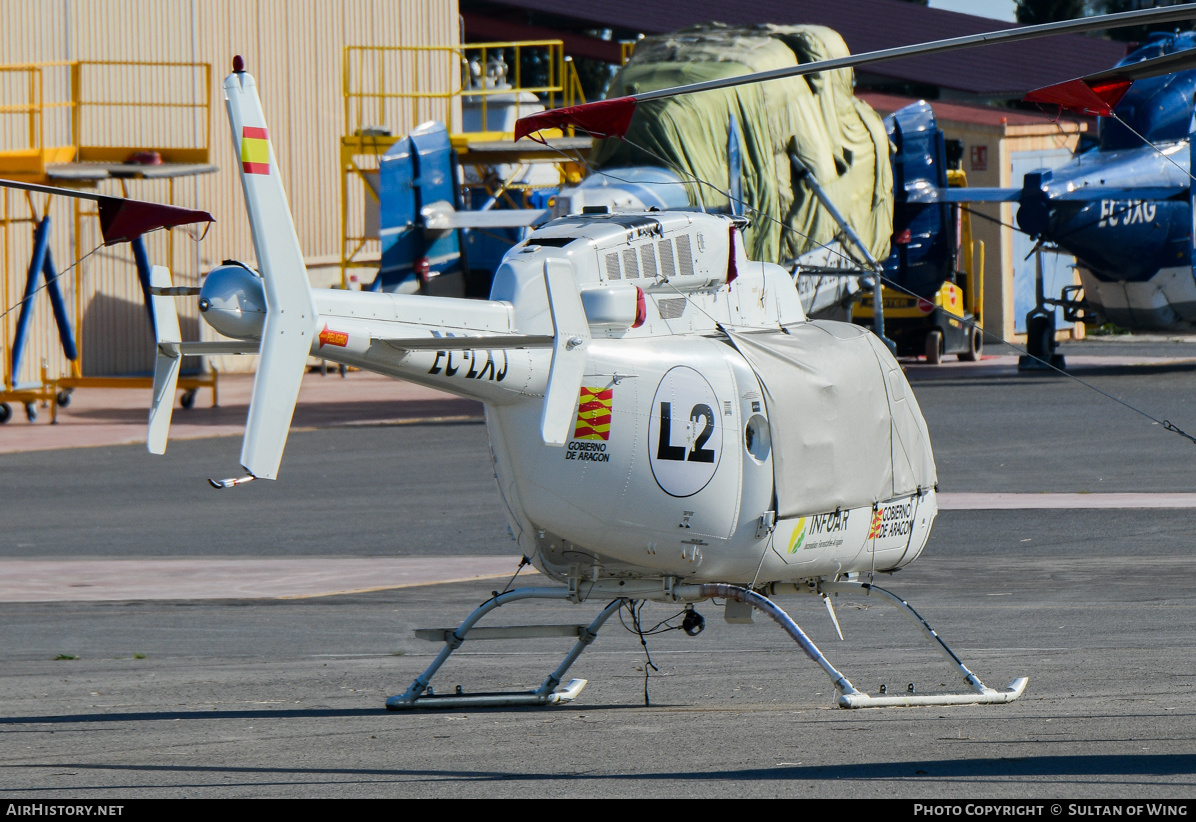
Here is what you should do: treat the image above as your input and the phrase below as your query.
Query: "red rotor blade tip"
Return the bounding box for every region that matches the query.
[513,96,638,141]
[1023,77,1132,117]
[98,199,214,245]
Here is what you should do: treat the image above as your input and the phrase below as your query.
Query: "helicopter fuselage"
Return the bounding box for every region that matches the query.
[1019,143,1195,328]
[199,209,938,587]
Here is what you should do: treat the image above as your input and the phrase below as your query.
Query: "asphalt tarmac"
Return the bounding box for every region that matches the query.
[2,338,1195,798]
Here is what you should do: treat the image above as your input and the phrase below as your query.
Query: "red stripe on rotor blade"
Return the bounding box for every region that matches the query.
[1023,77,1131,117]
[242,161,270,175]
[243,126,269,140]
[513,96,637,141]
[97,198,215,246]
[1089,78,1134,110]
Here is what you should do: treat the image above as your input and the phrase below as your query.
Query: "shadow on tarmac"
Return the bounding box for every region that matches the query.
[60,398,483,427]
[1,754,1195,783]
[906,361,1196,386]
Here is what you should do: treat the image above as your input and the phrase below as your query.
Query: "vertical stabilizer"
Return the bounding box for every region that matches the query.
[540,258,590,446]
[221,63,316,481]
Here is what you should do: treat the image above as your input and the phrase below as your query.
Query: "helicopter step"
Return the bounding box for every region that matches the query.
[387,588,626,711]
[680,582,1027,709]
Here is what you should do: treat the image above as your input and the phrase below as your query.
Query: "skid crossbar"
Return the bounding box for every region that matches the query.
[387,587,626,710]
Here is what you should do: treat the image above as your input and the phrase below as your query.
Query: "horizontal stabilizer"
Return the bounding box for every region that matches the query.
[934,187,1022,203]
[421,202,550,230]
[158,341,262,357]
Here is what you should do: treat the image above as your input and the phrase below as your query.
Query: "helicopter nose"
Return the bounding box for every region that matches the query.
[1016,170,1053,238]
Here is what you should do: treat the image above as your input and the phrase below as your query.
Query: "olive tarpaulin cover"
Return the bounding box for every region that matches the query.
[727,322,937,519]
[590,24,894,268]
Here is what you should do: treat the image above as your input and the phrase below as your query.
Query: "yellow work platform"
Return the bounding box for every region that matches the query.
[0,59,218,423]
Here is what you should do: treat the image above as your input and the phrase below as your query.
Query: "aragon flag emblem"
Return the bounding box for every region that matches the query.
[868,509,884,539]
[241,126,270,175]
[573,387,613,440]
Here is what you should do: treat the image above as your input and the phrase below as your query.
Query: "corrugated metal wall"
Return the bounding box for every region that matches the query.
[0,0,458,381]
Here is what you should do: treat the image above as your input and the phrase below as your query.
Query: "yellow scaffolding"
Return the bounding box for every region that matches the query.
[0,60,216,423]
[340,41,589,287]
[0,60,212,183]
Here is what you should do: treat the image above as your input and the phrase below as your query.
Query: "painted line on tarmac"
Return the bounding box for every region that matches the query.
[278,572,523,599]
[0,557,531,603]
[939,492,1196,510]
[330,414,485,428]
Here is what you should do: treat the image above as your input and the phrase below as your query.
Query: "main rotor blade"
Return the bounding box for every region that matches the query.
[0,177,214,245]
[1088,46,1196,84]
[1025,47,1196,116]
[514,2,1196,140]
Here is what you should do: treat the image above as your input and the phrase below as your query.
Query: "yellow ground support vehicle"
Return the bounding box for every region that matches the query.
[855,157,985,364]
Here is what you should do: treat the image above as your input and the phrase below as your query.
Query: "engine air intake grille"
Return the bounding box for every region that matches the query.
[605,253,621,280]
[621,248,640,279]
[658,297,686,319]
[675,235,694,277]
[658,239,676,280]
[639,244,658,280]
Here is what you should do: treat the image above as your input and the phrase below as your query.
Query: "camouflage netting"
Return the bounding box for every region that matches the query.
[590,24,893,266]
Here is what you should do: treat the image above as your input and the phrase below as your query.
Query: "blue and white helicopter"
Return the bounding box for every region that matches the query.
[948,31,1196,364]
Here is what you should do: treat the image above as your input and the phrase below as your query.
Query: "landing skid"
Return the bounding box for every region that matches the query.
[684,581,1027,709]
[385,579,1026,711]
[386,587,624,710]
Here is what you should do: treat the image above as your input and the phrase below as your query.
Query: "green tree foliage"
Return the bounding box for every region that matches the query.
[1015,1,1192,41]
[1015,0,1089,25]
[1092,0,1193,42]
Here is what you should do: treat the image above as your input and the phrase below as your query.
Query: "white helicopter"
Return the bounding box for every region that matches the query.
[15,4,1196,712]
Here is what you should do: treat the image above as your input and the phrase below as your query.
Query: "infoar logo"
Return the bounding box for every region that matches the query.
[787,517,808,553]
